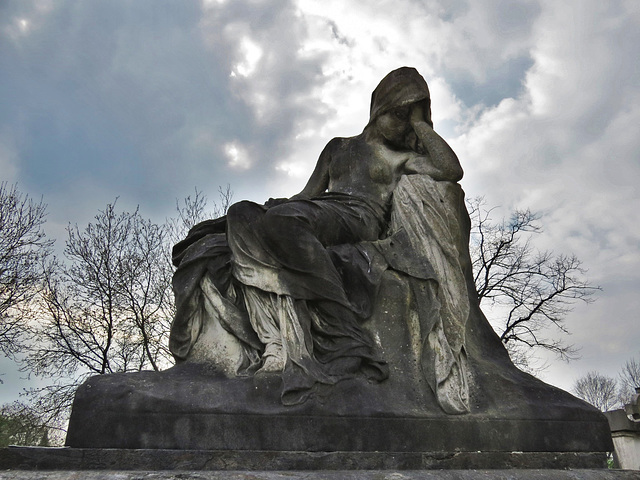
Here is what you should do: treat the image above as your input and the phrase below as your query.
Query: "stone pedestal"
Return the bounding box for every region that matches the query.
[62,191,613,470]
[606,409,640,470]
[62,361,612,465]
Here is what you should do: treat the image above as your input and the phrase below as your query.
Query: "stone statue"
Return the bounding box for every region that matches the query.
[64,68,613,464]
[169,67,469,412]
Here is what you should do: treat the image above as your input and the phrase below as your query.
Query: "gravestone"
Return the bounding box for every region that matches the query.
[63,67,612,470]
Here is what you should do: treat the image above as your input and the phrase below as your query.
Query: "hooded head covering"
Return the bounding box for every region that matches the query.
[368,67,432,127]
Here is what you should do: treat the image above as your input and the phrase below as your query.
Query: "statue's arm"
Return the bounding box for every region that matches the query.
[405,105,463,182]
[289,138,335,200]
[264,140,333,207]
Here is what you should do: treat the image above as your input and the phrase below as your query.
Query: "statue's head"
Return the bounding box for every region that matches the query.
[369,67,432,128]
[367,67,432,149]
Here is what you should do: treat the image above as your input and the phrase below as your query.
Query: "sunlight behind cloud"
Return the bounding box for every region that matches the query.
[4,16,32,40]
[3,0,55,42]
[224,141,251,170]
[231,37,263,78]
[202,0,228,7]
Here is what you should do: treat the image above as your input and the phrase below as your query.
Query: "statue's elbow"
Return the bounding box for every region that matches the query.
[453,165,464,182]
[440,163,463,182]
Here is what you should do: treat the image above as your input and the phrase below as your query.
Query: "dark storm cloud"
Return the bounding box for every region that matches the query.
[1,2,233,211]
[0,0,329,221]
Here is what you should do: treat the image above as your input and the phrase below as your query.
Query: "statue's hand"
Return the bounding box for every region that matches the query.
[411,102,430,126]
[410,100,433,129]
[410,102,423,123]
[264,197,289,208]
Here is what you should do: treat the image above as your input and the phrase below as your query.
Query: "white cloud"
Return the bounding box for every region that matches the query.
[446,0,640,389]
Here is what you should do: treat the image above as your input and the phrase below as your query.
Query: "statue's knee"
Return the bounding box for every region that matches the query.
[262,206,309,242]
[227,200,263,225]
[227,200,253,217]
[263,205,301,230]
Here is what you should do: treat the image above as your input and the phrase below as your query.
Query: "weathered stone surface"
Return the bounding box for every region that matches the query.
[65,268,612,453]
[0,446,610,471]
[2,470,640,480]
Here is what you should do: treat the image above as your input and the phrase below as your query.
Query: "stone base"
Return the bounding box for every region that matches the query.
[66,412,613,453]
[2,469,640,480]
[0,447,610,471]
[65,363,613,454]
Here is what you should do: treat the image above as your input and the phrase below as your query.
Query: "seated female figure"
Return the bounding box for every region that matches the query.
[169,67,464,406]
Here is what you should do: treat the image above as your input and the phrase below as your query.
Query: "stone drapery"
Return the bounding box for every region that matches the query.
[169,174,470,413]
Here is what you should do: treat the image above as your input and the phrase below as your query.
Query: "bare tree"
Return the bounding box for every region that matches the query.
[24,201,174,425]
[573,371,619,411]
[166,189,209,248]
[467,197,600,370]
[21,189,232,430]
[0,183,53,360]
[618,356,640,404]
[165,185,233,247]
[0,401,50,447]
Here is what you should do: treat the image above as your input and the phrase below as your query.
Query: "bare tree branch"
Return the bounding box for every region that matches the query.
[468,197,600,371]
[0,401,51,446]
[165,185,232,247]
[573,371,619,411]
[0,183,53,361]
[19,189,233,433]
[23,201,175,425]
[618,356,640,404]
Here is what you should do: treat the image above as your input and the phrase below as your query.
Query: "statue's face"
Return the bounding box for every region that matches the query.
[376,106,412,148]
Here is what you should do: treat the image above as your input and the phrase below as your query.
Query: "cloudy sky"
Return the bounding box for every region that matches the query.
[1,0,639,404]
